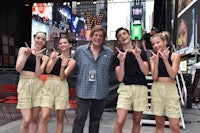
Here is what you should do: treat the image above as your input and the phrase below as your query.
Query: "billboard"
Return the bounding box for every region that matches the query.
[32,3,53,22]
[176,1,197,55]
[131,5,143,20]
[31,19,49,47]
[131,24,142,40]
[71,14,87,40]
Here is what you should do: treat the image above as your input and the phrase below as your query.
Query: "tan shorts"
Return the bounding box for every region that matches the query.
[17,76,43,109]
[151,82,180,118]
[117,83,148,112]
[40,77,69,110]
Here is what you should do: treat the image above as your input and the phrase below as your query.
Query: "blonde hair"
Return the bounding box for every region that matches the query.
[150,31,170,44]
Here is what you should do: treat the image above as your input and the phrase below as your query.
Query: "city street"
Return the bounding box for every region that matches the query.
[0,103,200,133]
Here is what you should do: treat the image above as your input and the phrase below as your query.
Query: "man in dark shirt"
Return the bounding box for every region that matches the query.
[113,27,149,133]
[142,27,158,60]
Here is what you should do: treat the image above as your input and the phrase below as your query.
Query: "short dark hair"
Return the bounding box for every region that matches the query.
[33,31,46,38]
[68,38,77,44]
[115,27,130,40]
[151,27,159,32]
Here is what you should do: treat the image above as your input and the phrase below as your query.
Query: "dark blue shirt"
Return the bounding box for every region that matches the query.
[74,43,113,99]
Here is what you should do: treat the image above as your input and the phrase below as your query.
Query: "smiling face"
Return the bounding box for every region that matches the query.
[90,30,104,48]
[151,36,167,52]
[116,29,131,45]
[58,38,72,51]
[33,32,46,50]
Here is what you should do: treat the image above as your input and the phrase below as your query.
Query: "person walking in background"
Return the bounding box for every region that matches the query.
[15,31,49,133]
[39,37,76,133]
[150,32,181,133]
[72,25,113,133]
[142,27,158,61]
[113,27,149,133]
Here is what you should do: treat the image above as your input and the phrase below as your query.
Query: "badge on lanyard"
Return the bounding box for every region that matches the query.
[89,70,96,81]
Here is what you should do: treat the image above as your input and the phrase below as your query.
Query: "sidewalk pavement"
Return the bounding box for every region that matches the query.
[0,103,200,133]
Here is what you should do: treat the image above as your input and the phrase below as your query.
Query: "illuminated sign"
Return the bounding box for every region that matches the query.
[85,12,105,30]
[131,24,142,40]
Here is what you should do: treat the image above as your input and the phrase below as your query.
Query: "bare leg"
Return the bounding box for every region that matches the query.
[56,110,65,133]
[114,108,128,133]
[132,111,143,133]
[169,117,180,133]
[38,107,51,133]
[30,107,40,133]
[20,109,31,133]
[155,115,165,133]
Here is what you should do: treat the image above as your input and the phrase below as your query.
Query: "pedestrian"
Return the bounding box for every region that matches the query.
[72,25,113,133]
[150,31,181,133]
[16,31,49,133]
[113,27,149,133]
[141,27,158,61]
[39,37,76,133]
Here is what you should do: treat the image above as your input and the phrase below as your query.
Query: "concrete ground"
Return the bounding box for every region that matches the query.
[0,103,200,133]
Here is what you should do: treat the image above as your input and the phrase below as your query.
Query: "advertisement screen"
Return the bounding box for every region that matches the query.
[178,0,193,14]
[54,5,71,30]
[176,6,195,55]
[32,3,53,22]
[132,5,143,20]
[31,19,49,47]
[71,14,87,40]
[131,24,142,40]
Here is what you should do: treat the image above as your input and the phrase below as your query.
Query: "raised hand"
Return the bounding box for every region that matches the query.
[50,48,60,61]
[125,46,141,58]
[115,47,127,61]
[24,42,32,56]
[149,50,159,63]
[61,57,70,67]
[131,46,141,58]
[158,47,170,61]
[35,48,46,60]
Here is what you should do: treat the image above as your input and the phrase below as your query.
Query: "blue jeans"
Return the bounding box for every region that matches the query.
[72,97,106,133]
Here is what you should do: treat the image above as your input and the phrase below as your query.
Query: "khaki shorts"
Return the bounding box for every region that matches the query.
[40,77,69,110]
[151,82,180,118]
[17,76,43,109]
[117,83,148,112]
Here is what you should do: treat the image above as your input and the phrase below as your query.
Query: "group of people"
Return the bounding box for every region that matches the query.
[15,25,181,133]
[16,31,76,133]
[113,28,181,133]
